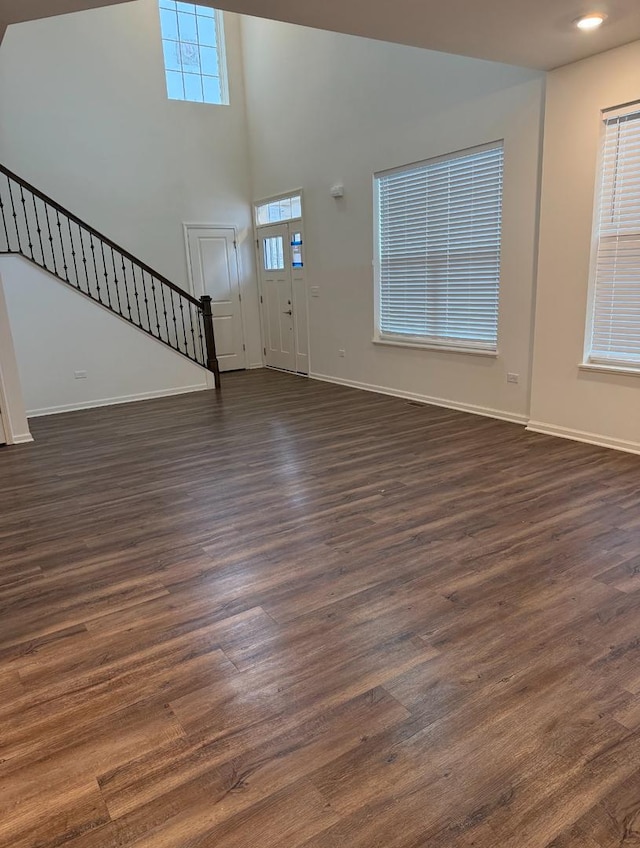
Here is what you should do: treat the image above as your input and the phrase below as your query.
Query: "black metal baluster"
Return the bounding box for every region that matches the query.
[158,280,171,345]
[149,275,161,339]
[32,195,46,268]
[17,185,31,258]
[0,178,11,252]
[99,240,112,308]
[198,309,206,366]
[140,269,152,333]
[79,228,91,294]
[188,302,198,362]
[10,182,26,256]
[89,234,102,303]
[121,254,132,320]
[131,260,142,327]
[178,303,184,353]
[67,218,81,291]
[178,297,188,357]
[109,247,122,316]
[133,265,142,327]
[44,203,58,275]
[55,210,68,282]
[169,290,179,353]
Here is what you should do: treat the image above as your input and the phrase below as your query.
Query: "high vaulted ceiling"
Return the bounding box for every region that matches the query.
[0,0,133,30]
[1,0,640,69]
[204,0,640,70]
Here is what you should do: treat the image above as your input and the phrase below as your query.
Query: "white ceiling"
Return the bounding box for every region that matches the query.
[204,0,640,70]
[1,0,639,69]
[0,0,133,28]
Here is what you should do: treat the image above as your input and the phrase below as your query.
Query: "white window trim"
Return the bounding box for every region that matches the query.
[159,4,230,106]
[254,189,304,229]
[215,10,230,106]
[373,141,503,356]
[582,111,610,369]
[372,338,498,357]
[582,100,640,373]
[579,361,640,377]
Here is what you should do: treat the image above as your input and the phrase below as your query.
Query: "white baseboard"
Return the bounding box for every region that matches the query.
[27,383,209,418]
[8,432,34,444]
[308,372,528,425]
[248,362,264,370]
[526,421,640,456]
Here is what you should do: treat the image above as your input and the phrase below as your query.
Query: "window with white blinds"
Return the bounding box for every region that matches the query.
[588,105,640,367]
[375,142,504,351]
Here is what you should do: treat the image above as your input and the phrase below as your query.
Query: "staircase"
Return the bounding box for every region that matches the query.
[0,163,221,389]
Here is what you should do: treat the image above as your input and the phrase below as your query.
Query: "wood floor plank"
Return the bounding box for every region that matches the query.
[0,777,109,848]
[98,687,408,823]
[2,369,640,846]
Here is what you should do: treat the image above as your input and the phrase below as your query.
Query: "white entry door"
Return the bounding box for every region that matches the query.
[186,226,246,371]
[259,223,296,371]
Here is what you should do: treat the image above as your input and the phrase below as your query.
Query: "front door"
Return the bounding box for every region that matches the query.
[186,226,246,371]
[259,223,295,372]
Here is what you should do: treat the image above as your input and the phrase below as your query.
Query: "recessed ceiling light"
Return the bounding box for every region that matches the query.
[575,12,607,30]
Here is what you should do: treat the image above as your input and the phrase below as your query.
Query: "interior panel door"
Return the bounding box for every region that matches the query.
[187,227,246,372]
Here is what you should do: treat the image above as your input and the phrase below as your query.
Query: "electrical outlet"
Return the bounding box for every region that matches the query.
[506,373,519,384]
[74,370,87,380]
[338,349,346,358]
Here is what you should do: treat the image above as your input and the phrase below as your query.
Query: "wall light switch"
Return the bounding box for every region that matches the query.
[310,286,320,298]
[506,373,519,384]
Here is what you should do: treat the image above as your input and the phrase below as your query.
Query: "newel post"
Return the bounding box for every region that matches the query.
[200,295,221,391]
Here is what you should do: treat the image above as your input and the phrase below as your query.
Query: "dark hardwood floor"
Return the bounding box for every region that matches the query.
[2,369,640,847]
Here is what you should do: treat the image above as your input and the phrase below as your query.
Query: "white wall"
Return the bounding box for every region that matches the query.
[0,269,31,442]
[0,0,262,414]
[1,256,210,415]
[242,19,544,422]
[529,41,640,453]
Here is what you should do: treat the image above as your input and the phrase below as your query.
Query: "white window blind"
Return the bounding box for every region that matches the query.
[589,106,640,366]
[375,143,504,351]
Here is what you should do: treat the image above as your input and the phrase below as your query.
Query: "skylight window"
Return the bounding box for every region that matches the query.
[158,1,229,105]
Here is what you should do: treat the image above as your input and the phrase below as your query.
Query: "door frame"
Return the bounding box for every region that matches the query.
[253,191,310,375]
[183,223,249,374]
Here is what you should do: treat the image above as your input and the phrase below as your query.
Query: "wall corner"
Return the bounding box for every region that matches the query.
[0,263,32,445]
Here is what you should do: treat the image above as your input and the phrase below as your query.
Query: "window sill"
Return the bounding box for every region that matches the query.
[579,361,640,377]
[372,338,498,357]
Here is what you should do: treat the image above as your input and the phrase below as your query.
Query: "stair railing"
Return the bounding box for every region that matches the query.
[0,163,220,389]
